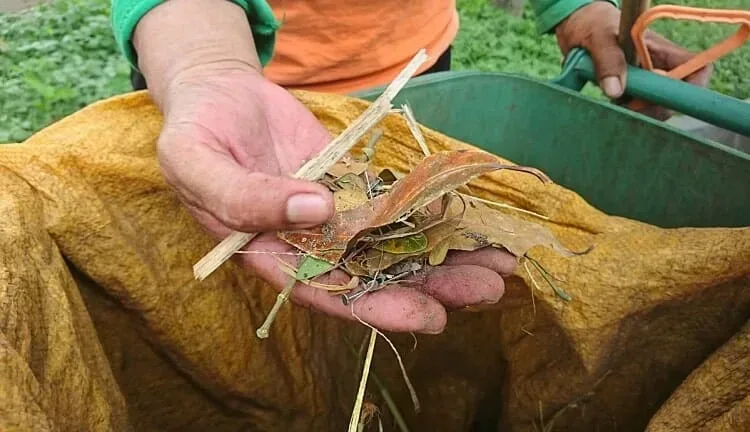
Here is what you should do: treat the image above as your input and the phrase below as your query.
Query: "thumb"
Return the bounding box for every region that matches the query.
[158,132,334,234]
[588,33,628,99]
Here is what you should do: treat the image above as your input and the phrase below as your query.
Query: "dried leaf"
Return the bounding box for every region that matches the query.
[344,259,370,277]
[366,150,510,227]
[376,169,400,185]
[357,198,465,273]
[279,197,385,263]
[328,155,369,178]
[338,172,367,187]
[279,150,549,264]
[429,239,450,266]
[443,201,582,258]
[354,249,412,273]
[335,188,369,212]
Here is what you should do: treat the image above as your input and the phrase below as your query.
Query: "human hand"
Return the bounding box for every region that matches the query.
[554,2,713,120]
[134,0,512,335]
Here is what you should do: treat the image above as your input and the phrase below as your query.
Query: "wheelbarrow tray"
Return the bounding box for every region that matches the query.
[354,71,750,229]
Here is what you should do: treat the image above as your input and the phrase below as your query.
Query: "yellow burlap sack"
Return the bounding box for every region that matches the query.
[0,90,748,432]
[646,320,749,432]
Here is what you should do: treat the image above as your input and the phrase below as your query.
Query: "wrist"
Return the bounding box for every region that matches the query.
[554,1,618,39]
[133,0,262,107]
[161,61,264,120]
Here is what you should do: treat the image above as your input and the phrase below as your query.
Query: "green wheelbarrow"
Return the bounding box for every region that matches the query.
[353,9,750,230]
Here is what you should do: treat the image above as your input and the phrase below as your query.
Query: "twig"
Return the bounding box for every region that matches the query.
[256,277,296,339]
[349,328,378,432]
[192,49,430,281]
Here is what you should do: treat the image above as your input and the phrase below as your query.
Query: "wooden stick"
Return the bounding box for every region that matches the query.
[192,49,429,281]
[618,0,651,65]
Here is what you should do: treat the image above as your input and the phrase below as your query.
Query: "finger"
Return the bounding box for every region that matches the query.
[645,30,713,88]
[158,129,334,233]
[685,64,713,88]
[587,31,627,99]
[442,247,518,276]
[417,265,506,310]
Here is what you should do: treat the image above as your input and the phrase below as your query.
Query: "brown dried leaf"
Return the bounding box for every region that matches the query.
[327,154,369,178]
[344,259,370,277]
[355,196,466,274]
[278,195,387,263]
[365,150,511,228]
[334,188,369,212]
[443,201,582,258]
[429,239,451,266]
[336,172,369,190]
[376,168,400,185]
[278,150,546,263]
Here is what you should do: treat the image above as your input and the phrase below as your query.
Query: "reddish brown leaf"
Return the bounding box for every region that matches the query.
[278,150,548,263]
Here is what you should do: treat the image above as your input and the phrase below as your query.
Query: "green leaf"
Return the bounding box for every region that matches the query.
[374,233,429,255]
[527,256,572,302]
[295,255,334,280]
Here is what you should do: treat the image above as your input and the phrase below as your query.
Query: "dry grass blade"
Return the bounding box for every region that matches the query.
[348,328,377,432]
[192,49,430,281]
[401,103,430,156]
[344,337,411,432]
[458,193,549,220]
[352,308,421,413]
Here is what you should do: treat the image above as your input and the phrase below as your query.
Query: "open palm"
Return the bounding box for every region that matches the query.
[157,67,513,334]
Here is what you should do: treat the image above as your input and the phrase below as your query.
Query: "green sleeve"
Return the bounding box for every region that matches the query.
[111,0,279,70]
[528,0,620,34]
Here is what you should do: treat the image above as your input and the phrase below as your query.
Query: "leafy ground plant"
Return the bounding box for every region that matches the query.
[0,0,131,142]
[1,0,748,142]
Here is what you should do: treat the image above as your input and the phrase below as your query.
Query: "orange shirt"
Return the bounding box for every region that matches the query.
[263,0,458,94]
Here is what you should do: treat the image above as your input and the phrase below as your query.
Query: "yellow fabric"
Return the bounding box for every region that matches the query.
[0,90,748,431]
[646,320,750,432]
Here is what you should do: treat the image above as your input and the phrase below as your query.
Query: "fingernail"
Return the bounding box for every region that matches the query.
[602,76,623,98]
[286,193,330,224]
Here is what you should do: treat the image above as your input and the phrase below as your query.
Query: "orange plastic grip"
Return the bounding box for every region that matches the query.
[626,5,750,112]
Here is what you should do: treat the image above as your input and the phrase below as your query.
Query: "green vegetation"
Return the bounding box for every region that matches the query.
[1,0,748,142]
[0,0,130,142]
